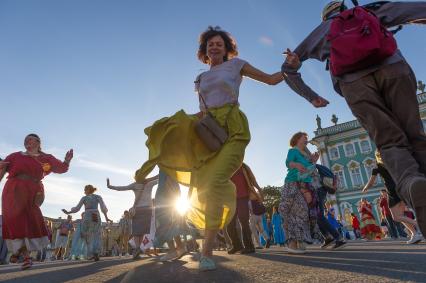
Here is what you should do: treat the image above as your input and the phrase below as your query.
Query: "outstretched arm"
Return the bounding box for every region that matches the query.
[362,175,377,193]
[107,178,139,191]
[63,196,84,214]
[376,2,426,27]
[282,20,332,107]
[241,63,284,85]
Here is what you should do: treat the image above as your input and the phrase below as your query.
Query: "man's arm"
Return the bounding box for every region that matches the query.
[376,2,426,27]
[282,21,332,106]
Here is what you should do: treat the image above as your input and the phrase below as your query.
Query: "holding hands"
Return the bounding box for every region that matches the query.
[283,48,300,69]
[311,96,329,108]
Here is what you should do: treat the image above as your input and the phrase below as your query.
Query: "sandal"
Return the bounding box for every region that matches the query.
[21,256,33,270]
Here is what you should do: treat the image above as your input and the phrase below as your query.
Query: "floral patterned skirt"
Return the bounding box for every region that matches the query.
[279,182,313,243]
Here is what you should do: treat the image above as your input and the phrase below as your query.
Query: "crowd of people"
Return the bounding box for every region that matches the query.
[1,0,426,273]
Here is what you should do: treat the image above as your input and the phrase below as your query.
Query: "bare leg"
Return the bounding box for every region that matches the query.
[390,201,417,236]
[202,229,218,258]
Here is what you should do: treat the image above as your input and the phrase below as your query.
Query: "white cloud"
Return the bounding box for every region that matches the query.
[75,158,134,176]
[259,36,274,47]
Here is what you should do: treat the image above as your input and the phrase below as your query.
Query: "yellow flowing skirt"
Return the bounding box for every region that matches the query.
[135,104,250,230]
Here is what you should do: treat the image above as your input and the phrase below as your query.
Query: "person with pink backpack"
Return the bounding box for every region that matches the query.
[282,0,426,237]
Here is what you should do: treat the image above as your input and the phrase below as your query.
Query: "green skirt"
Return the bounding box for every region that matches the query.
[135,104,250,230]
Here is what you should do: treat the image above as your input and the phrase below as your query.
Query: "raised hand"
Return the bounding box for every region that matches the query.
[64,149,74,164]
[283,48,300,69]
[311,96,329,108]
[311,152,320,163]
[62,209,69,214]
[106,178,111,188]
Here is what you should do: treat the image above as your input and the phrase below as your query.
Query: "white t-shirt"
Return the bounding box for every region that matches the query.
[195,57,247,111]
[134,179,158,208]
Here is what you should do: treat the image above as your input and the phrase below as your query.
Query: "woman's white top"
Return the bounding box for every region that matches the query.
[195,58,247,111]
[134,179,158,208]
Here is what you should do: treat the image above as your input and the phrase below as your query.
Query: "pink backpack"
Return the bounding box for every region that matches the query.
[327,5,397,76]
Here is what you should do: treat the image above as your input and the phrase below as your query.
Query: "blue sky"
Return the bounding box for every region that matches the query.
[1,0,426,221]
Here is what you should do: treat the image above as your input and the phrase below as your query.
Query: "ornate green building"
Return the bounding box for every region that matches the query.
[311,89,426,228]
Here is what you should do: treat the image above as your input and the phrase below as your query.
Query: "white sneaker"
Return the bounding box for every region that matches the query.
[159,250,178,262]
[286,247,306,254]
[407,233,423,244]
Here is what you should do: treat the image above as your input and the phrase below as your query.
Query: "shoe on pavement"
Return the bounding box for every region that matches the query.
[21,257,33,270]
[132,249,142,260]
[240,247,255,254]
[406,233,423,244]
[159,250,178,262]
[199,256,216,271]
[321,237,334,249]
[408,178,426,237]
[227,246,243,255]
[286,247,306,254]
[265,239,271,248]
[176,246,188,259]
[331,240,347,250]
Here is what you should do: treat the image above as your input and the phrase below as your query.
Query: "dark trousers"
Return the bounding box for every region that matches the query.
[339,61,426,204]
[226,197,254,250]
[385,215,399,238]
[317,188,340,240]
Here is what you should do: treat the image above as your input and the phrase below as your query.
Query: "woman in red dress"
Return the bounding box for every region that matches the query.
[0,134,73,269]
[358,198,382,240]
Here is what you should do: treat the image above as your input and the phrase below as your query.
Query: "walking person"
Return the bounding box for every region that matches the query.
[279,132,317,254]
[70,213,87,260]
[249,200,270,249]
[363,149,423,244]
[351,213,361,239]
[107,175,159,259]
[0,134,73,269]
[62,185,112,261]
[282,0,426,236]
[226,164,259,254]
[54,215,74,260]
[271,207,285,246]
[133,26,285,271]
[151,172,189,262]
[378,190,399,239]
[118,211,131,257]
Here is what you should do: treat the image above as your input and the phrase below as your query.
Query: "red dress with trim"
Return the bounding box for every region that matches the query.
[1,152,68,247]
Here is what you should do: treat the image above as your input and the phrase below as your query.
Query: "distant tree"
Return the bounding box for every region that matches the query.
[262,185,282,214]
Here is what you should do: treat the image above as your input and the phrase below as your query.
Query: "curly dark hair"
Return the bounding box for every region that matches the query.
[197,26,238,64]
[289,132,308,147]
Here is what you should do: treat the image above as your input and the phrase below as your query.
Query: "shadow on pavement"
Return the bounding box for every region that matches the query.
[247,243,426,282]
[121,255,248,283]
[0,258,136,283]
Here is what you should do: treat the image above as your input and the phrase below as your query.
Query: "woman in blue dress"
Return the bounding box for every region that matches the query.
[62,185,112,261]
[70,213,87,260]
[272,207,286,246]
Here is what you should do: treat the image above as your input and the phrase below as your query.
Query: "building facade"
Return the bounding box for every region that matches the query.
[311,91,426,228]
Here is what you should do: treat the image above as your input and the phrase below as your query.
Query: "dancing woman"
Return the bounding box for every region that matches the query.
[107,175,158,259]
[0,134,73,269]
[134,26,285,271]
[62,185,112,261]
[358,198,382,240]
[279,132,317,254]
